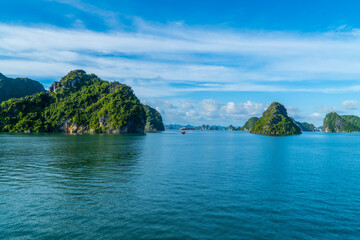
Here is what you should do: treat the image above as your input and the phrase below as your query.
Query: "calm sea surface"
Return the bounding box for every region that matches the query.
[1,131,360,239]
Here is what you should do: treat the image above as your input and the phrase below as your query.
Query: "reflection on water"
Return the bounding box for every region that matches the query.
[0,134,145,239]
[0,132,360,239]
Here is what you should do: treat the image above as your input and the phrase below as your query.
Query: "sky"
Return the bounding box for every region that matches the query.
[1,0,360,126]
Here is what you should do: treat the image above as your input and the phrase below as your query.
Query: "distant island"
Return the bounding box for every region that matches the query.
[0,73,45,102]
[228,125,235,131]
[239,117,259,131]
[166,124,227,131]
[294,121,316,132]
[0,70,164,134]
[3,71,360,136]
[236,116,316,133]
[250,102,302,136]
[323,112,360,132]
[166,102,317,136]
[143,105,165,131]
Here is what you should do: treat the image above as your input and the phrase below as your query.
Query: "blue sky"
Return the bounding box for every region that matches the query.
[1,0,360,126]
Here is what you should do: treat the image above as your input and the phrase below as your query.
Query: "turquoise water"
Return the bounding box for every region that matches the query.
[1,131,360,239]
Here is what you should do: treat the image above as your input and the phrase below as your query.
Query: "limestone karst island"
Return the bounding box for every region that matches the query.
[3,71,360,136]
[249,102,302,136]
[322,112,360,133]
[4,1,360,239]
[235,102,318,136]
[0,70,164,134]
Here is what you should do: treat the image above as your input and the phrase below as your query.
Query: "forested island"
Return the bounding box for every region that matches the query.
[0,73,45,102]
[143,105,165,131]
[0,70,164,133]
[250,102,302,136]
[167,103,317,136]
[294,121,316,132]
[239,117,259,131]
[323,112,360,132]
[2,70,360,136]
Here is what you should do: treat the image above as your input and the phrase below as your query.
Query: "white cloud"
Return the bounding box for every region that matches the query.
[181,102,194,109]
[219,101,264,116]
[342,100,359,110]
[2,22,360,97]
[142,99,175,109]
[322,106,339,113]
[185,110,199,118]
[311,112,322,118]
[286,106,304,119]
[221,102,239,114]
[145,99,264,125]
[48,0,120,28]
[201,99,220,113]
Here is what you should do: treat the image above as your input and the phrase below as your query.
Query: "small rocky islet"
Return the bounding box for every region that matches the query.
[235,103,322,135]
[0,70,164,133]
[249,102,302,136]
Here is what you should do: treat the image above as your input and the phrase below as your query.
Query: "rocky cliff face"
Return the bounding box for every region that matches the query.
[49,70,93,93]
[323,112,360,132]
[0,73,45,103]
[0,70,148,134]
[57,117,145,134]
[250,102,301,136]
[143,105,165,131]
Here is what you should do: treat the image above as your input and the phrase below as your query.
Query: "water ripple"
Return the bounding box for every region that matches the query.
[1,132,360,239]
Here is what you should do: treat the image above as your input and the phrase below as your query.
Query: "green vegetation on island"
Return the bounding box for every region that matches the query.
[250,102,302,136]
[240,117,259,131]
[323,112,360,132]
[143,105,165,131]
[194,125,226,130]
[0,73,45,103]
[228,125,235,131]
[295,121,316,132]
[340,115,360,129]
[0,70,150,133]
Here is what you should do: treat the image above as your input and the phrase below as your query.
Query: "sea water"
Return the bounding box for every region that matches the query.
[0,131,360,239]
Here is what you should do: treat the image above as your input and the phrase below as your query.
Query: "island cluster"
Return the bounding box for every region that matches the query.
[1,70,359,136]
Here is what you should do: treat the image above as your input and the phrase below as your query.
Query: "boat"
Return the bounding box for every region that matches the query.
[181,130,186,134]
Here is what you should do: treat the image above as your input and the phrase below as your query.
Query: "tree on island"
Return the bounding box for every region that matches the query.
[250,102,301,136]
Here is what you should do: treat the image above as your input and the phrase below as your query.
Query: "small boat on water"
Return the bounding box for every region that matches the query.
[181,130,186,134]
